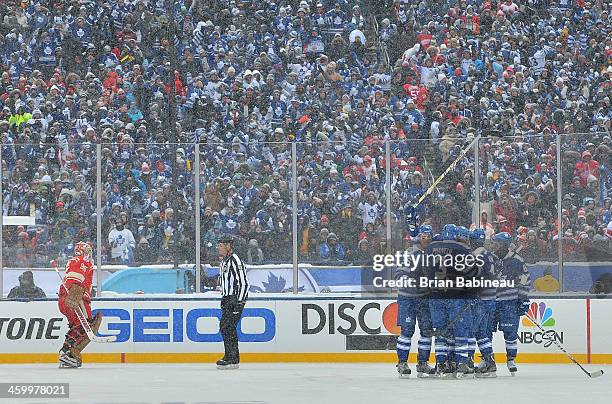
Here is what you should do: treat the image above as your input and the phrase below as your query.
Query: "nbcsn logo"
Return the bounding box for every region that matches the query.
[519,302,562,347]
[522,302,556,327]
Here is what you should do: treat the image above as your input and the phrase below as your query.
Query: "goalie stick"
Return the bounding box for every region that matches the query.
[52,261,116,343]
[525,312,603,378]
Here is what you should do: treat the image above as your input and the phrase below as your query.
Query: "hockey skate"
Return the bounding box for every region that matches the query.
[436,361,456,379]
[396,361,411,379]
[507,356,517,376]
[475,355,497,378]
[59,347,80,369]
[416,360,437,378]
[456,362,475,379]
[216,357,239,370]
[465,357,475,376]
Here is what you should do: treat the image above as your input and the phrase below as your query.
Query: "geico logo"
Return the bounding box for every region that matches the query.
[518,330,564,347]
[95,308,275,343]
[0,317,63,340]
[301,303,382,335]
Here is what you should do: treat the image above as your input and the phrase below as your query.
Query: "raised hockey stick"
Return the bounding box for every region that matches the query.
[421,155,439,199]
[413,137,478,209]
[52,261,116,343]
[406,138,479,236]
[525,313,603,378]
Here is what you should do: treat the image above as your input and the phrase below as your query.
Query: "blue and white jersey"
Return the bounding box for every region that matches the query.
[71,23,92,46]
[326,9,346,28]
[496,249,530,301]
[238,186,258,208]
[425,240,479,298]
[396,244,429,298]
[220,212,241,235]
[358,201,379,226]
[37,40,57,65]
[473,247,498,301]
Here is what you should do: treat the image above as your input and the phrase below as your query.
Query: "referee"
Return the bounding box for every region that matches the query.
[216,236,249,369]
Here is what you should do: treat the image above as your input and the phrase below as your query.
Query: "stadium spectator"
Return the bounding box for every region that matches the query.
[0,0,608,279]
[108,218,135,264]
[246,239,264,265]
[7,271,46,299]
[319,232,346,262]
[533,268,560,293]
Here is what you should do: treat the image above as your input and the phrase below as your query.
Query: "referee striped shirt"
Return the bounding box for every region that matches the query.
[219,253,249,302]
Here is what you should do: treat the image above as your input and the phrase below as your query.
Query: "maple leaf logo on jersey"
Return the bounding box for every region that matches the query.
[522,301,556,327]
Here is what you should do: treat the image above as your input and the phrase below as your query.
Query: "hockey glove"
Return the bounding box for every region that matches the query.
[518,300,530,316]
[406,206,418,237]
[66,283,86,310]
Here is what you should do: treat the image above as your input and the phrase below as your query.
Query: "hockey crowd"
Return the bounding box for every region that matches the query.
[0,0,610,281]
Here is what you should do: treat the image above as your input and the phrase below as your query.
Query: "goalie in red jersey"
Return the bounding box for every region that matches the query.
[57,242,102,368]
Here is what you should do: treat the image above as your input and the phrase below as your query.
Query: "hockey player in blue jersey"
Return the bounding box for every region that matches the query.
[451,226,479,370]
[469,229,499,378]
[426,224,479,379]
[491,232,531,375]
[395,225,436,378]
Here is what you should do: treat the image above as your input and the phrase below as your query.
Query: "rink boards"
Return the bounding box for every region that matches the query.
[1,296,611,364]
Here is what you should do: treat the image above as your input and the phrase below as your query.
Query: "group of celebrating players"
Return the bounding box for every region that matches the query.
[394,224,531,379]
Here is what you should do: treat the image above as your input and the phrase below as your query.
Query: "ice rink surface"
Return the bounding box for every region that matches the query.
[0,363,609,404]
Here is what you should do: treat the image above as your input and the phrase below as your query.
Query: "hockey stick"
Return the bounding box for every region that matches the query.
[414,137,478,209]
[525,313,603,378]
[422,155,439,198]
[51,261,116,343]
[406,138,479,235]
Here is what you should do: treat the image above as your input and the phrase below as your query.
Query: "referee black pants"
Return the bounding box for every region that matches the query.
[220,296,245,362]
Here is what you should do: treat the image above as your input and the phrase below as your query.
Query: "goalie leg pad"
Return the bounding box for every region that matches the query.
[73,312,102,354]
[60,324,86,368]
[91,311,102,333]
[63,323,87,351]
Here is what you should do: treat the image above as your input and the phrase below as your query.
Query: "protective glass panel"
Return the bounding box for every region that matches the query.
[3,141,97,299]
[100,142,195,295]
[560,132,611,294]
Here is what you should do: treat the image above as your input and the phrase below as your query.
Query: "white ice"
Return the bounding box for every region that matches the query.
[0,363,609,404]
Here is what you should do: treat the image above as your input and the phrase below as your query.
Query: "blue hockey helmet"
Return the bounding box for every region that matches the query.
[432,233,442,241]
[455,226,469,240]
[419,224,433,235]
[469,228,486,241]
[491,232,512,244]
[441,224,457,240]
